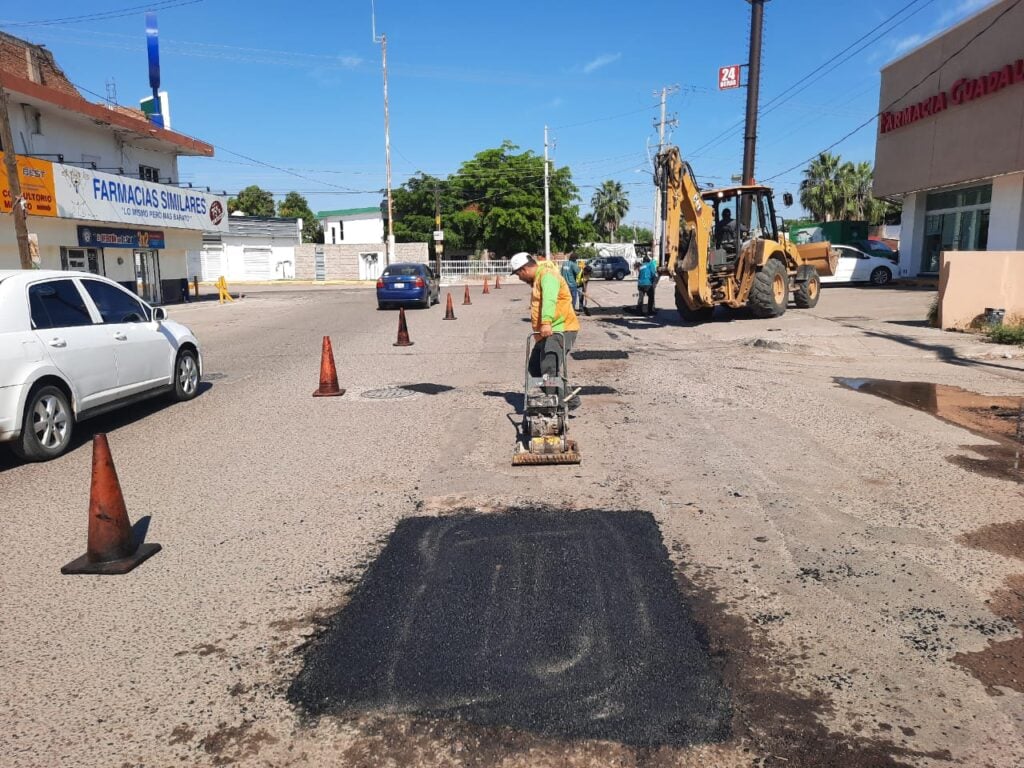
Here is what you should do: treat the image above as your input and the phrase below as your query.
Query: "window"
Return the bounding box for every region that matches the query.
[28,280,93,330]
[61,247,104,275]
[921,182,992,273]
[81,280,149,324]
[383,265,422,277]
[139,165,160,182]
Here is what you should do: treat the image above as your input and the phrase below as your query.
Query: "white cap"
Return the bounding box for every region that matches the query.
[509,252,532,274]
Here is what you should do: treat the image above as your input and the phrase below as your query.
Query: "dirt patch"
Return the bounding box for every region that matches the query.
[198,720,279,765]
[957,520,1024,562]
[951,572,1024,694]
[168,724,196,745]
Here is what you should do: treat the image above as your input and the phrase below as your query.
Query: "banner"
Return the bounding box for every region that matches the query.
[53,164,228,232]
[0,154,58,217]
[78,225,166,249]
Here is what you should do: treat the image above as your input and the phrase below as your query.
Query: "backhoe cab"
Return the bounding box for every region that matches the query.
[655,146,835,322]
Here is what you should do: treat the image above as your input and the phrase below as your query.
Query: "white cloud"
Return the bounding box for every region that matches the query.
[336,55,364,68]
[582,52,621,74]
[548,97,564,108]
[892,33,926,55]
[938,0,993,26]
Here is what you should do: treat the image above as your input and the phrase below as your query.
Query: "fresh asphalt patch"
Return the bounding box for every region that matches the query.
[571,350,629,360]
[288,508,731,747]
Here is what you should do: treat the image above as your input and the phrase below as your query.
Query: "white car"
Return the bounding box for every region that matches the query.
[820,245,896,286]
[0,270,202,461]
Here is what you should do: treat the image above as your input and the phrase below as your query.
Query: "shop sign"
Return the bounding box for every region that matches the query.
[881,58,1024,134]
[53,163,228,232]
[0,154,58,217]
[77,225,166,249]
[718,65,741,90]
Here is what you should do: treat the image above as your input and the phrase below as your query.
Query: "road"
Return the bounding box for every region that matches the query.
[2,280,1023,767]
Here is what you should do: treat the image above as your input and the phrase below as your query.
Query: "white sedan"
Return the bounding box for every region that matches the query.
[820,245,896,286]
[0,270,202,461]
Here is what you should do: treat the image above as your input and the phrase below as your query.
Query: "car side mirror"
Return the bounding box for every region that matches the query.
[782,192,794,207]
[153,306,168,322]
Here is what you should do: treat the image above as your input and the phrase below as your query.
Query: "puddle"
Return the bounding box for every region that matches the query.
[571,350,629,360]
[400,383,454,395]
[290,509,731,747]
[837,378,1024,482]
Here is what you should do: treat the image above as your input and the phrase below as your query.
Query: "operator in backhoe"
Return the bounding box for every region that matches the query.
[716,208,736,243]
[510,252,581,408]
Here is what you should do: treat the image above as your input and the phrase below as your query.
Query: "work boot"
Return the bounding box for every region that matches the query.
[568,395,581,411]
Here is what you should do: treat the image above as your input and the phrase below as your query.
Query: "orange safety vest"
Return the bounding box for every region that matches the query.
[531,261,580,333]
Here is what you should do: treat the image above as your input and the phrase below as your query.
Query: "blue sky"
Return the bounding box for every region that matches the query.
[0,0,997,225]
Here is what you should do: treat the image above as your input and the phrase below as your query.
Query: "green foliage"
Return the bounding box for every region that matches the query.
[590,180,630,242]
[227,184,275,217]
[391,142,593,257]
[799,153,894,225]
[277,192,323,243]
[617,224,653,243]
[574,245,598,260]
[987,322,1024,345]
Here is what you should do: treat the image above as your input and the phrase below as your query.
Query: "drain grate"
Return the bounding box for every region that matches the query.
[572,350,629,360]
[400,383,455,395]
[361,387,418,400]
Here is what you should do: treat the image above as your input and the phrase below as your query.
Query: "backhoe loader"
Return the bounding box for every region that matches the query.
[654,146,836,321]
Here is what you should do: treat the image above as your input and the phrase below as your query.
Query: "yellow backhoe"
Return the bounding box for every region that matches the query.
[655,146,836,321]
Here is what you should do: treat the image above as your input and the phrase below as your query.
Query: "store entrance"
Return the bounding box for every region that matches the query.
[920,183,991,274]
[134,250,162,304]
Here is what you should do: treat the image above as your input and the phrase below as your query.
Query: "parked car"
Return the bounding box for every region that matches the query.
[376,263,440,309]
[587,255,631,280]
[0,270,202,461]
[849,238,899,263]
[820,245,895,286]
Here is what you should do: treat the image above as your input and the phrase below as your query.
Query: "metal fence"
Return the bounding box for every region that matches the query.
[438,258,573,284]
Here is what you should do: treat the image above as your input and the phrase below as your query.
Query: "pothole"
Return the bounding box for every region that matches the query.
[577,385,618,395]
[400,383,455,395]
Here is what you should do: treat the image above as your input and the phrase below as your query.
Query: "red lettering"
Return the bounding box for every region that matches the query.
[935,91,948,113]
[951,78,966,104]
[910,103,921,122]
[1016,59,1024,82]
[987,70,1002,92]
[998,65,1013,89]
[974,76,988,98]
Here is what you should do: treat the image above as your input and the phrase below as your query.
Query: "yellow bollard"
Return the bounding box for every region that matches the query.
[216,276,234,304]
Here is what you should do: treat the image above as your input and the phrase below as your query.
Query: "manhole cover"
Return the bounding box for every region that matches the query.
[400,383,454,395]
[202,372,227,381]
[289,509,731,746]
[578,385,618,395]
[572,350,629,360]
[361,387,418,400]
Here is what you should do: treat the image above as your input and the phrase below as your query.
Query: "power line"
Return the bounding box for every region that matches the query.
[0,0,204,28]
[762,0,1023,183]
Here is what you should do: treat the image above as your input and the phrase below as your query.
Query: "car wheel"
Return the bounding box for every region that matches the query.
[870,267,892,286]
[172,348,201,402]
[13,384,73,462]
[614,270,626,280]
[420,292,432,309]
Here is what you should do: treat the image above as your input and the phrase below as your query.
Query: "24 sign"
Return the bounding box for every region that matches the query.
[718,65,741,90]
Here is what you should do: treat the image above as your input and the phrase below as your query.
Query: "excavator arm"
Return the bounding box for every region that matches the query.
[655,147,713,309]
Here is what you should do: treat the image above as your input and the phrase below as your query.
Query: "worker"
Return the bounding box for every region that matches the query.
[716,208,736,244]
[509,252,581,407]
[636,255,658,316]
[560,254,581,311]
[578,259,592,316]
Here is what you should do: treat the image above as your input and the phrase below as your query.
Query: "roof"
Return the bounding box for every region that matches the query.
[0,269,98,283]
[316,207,380,220]
[702,184,774,197]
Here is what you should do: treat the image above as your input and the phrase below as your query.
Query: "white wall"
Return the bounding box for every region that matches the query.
[192,237,297,281]
[321,215,384,245]
[897,192,928,277]
[7,100,180,182]
[989,172,1024,251]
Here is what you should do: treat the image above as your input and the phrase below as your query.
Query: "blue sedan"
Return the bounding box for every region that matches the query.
[376,263,440,309]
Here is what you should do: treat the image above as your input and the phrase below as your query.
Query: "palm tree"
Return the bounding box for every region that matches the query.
[590,180,630,242]
[800,152,847,222]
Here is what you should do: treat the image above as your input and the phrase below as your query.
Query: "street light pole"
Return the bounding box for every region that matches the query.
[372,1,394,265]
[543,125,551,260]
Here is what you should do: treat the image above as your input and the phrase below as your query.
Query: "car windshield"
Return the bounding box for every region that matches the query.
[384,265,421,277]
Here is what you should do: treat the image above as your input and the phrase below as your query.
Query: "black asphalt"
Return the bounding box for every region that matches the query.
[289,509,731,746]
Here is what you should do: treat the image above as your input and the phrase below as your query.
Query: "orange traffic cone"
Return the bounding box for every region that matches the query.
[483,277,490,294]
[494,275,501,289]
[61,434,161,575]
[312,336,345,397]
[394,307,414,347]
[443,292,457,320]
[463,285,472,305]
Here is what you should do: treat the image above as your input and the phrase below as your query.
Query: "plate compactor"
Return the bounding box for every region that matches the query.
[512,333,581,466]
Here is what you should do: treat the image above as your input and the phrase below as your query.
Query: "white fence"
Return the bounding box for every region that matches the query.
[438,258,574,284]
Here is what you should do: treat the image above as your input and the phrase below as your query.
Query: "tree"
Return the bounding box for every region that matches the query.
[799,153,847,222]
[227,185,275,217]
[391,142,593,257]
[277,191,323,243]
[590,180,630,242]
[618,224,653,243]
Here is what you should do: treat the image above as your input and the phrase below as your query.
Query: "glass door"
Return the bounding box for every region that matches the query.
[134,250,162,304]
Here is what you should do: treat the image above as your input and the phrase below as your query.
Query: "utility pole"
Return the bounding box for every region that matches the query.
[372,1,395,265]
[0,84,33,269]
[543,125,551,260]
[433,183,442,277]
[652,85,678,267]
[742,0,767,186]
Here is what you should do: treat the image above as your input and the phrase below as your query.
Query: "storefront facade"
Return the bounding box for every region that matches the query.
[873,0,1024,277]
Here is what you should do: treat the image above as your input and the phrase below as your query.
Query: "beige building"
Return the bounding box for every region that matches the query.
[873,0,1024,277]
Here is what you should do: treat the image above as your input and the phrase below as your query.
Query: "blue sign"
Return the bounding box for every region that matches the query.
[145,12,163,128]
[78,226,166,250]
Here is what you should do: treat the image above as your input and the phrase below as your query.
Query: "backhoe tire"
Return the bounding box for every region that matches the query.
[748,258,788,318]
[794,265,821,309]
[675,290,714,323]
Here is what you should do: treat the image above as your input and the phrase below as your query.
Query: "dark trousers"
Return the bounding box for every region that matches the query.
[529,331,577,397]
[637,285,655,314]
